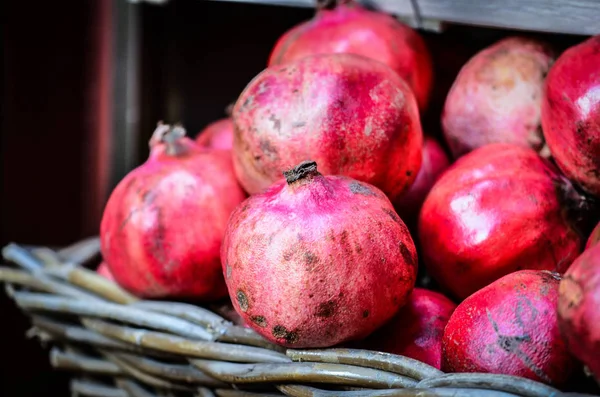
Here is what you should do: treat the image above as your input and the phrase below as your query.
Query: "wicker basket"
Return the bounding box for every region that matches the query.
[0,238,597,397]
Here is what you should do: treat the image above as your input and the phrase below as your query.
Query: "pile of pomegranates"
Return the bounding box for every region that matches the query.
[95,5,600,391]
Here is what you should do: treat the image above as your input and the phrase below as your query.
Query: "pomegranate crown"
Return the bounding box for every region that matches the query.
[283,160,319,184]
[149,121,186,148]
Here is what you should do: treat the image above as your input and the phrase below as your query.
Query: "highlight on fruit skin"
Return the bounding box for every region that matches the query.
[100,122,246,300]
[362,287,456,369]
[221,160,418,348]
[418,143,583,300]
[542,34,600,197]
[232,52,423,201]
[442,270,576,386]
[558,243,600,379]
[268,0,433,111]
[442,37,554,158]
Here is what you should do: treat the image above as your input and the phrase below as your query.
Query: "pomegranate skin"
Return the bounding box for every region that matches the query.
[558,244,600,378]
[268,1,432,111]
[394,136,450,224]
[196,118,234,150]
[442,270,576,386]
[542,35,600,196]
[233,53,423,199]
[221,161,418,348]
[100,124,246,300]
[97,261,114,281]
[587,221,600,249]
[442,37,553,158]
[364,288,456,369]
[419,143,582,300]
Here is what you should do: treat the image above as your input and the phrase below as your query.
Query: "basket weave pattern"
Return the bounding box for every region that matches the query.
[0,238,596,397]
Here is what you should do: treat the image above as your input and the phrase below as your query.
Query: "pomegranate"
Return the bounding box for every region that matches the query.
[100,123,246,300]
[96,261,114,281]
[442,37,554,158]
[233,53,423,200]
[267,0,432,111]
[587,221,600,249]
[196,118,234,150]
[558,244,600,379]
[542,35,600,197]
[363,288,456,369]
[419,143,583,300]
[394,136,450,225]
[442,270,575,385]
[221,161,417,348]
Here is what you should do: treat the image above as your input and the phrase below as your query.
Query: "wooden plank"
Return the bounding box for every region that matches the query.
[206,0,599,35]
[417,0,600,35]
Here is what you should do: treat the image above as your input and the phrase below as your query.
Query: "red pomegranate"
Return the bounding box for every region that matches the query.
[442,37,554,158]
[542,35,600,197]
[364,288,456,369]
[419,143,583,300]
[221,161,417,348]
[100,123,246,300]
[394,136,450,225]
[233,53,423,200]
[96,261,114,281]
[267,0,432,111]
[558,244,600,379]
[443,270,576,386]
[196,118,234,150]
[587,221,600,249]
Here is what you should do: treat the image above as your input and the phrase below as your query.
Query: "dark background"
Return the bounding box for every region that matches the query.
[1,0,587,395]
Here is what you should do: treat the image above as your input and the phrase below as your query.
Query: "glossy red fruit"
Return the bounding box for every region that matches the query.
[419,143,583,300]
[443,270,576,385]
[222,161,417,348]
[196,118,234,150]
[233,53,423,200]
[587,221,600,249]
[394,136,450,225]
[542,35,600,196]
[442,37,553,158]
[364,288,456,369]
[558,244,600,379]
[100,123,246,300]
[96,261,114,281]
[268,1,432,111]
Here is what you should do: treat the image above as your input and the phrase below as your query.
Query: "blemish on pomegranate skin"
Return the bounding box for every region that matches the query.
[349,181,376,196]
[226,263,232,279]
[251,315,267,328]
[383,208,402,225]
[406,170,413,177]
[398,243,416,267]
[272,325,299,344]
[363,310,370,318]
[236,290,249,312]
[268,114,282,132]
[316,300,337,318]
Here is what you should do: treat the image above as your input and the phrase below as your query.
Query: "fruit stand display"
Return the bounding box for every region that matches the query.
[2,0,600,396]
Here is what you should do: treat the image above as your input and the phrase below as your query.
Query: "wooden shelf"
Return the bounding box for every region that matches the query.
[206,0,600,36]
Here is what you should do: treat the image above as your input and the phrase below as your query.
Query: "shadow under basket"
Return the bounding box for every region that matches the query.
[0,238,598,397]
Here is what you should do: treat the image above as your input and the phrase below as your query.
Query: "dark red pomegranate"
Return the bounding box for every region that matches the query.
[542,35,600,197]
[443,270,576,386]
[268,0,433,111]
[233,53,423,200]
[196,118,234,150]
[100,123,246,300]
[221,161,417,348]
[364,288,456,369]
[394,136,450,225]
[442,37,553,158]
[587,221,600,249]
[558,244,600,379]
[419,143,583,299]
